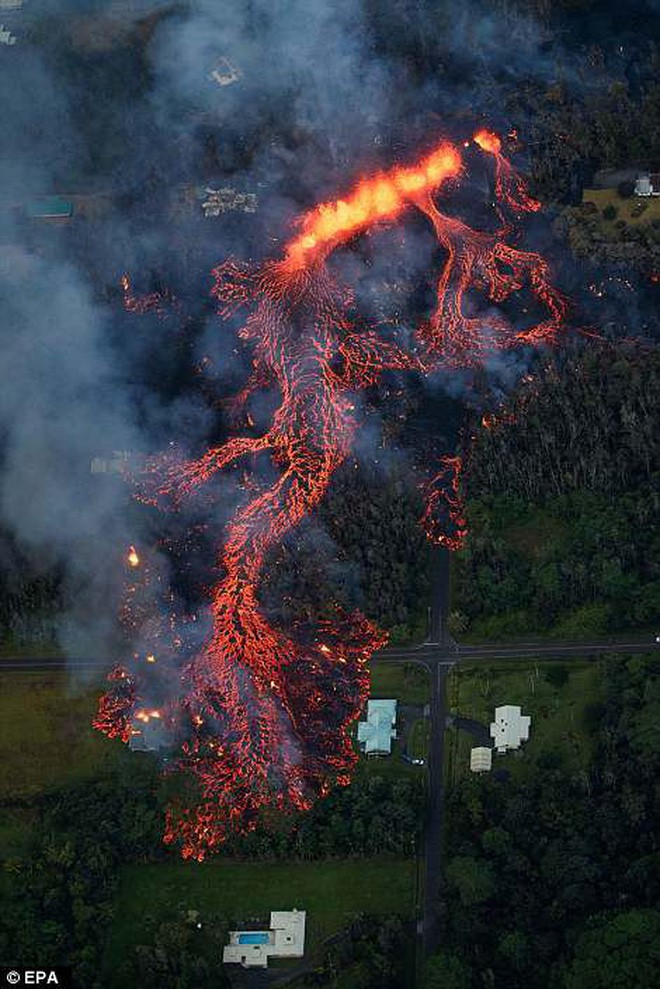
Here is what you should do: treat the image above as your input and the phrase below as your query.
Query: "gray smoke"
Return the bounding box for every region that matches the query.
[0,0,653,664]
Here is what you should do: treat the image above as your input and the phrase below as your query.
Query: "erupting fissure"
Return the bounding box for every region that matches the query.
[95,130,568,859]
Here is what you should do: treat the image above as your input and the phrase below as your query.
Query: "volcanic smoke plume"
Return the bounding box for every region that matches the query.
[94,130,567,860]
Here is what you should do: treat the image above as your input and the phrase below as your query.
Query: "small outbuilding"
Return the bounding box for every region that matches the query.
[489,705,531,754]
[634,173,660,197]
[470,746,493,773]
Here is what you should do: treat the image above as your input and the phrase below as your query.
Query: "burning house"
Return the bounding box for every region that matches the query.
[128,710,166,752]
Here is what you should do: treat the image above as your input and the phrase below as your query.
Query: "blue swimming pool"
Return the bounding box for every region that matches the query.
[238,933,269,945]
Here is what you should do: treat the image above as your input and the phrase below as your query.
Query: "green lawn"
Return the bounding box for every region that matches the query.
[447,660,602,781]
[408,718,430,761]
[0,672,124,799]
[0,637,62,658]
[107,857,416,976]
[582,187,660,226]
[369,662,430,705]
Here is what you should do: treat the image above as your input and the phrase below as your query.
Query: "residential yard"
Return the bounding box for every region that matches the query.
[0,672,125,799]
[582,187,660,226]
[106,857,416,980]
[446,659,603,784]
[369,661,430,705]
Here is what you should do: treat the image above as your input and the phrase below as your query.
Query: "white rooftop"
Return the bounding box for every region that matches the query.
[489,705,531,754]
[223,909,306,969]
[470,746,493,773]
[357,698,397,755]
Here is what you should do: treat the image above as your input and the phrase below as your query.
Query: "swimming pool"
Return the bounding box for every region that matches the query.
[238,932,270,945]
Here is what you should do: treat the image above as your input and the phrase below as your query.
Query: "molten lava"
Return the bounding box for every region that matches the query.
[96,130,567,859]
[420,456,467,551]
[474,128,541,214]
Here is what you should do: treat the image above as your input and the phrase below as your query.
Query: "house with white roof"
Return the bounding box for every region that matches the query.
[223,909,306,969]
[357,699,397,756]
[489,705,531,754]
[635,172,660,197]
[470,746,493,773]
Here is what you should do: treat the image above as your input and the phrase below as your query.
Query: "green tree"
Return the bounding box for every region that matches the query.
[562,910,660,989]
[426,950,471,989]
[446,856,496,906]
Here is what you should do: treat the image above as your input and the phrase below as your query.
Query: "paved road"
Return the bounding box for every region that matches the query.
[378,637,660,666]
[1,638,657,673]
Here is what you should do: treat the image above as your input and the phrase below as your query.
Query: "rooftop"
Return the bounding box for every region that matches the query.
[27,197,74,219]
[489,705,531,754]
[223,909,306,969]
[357,698,397,756]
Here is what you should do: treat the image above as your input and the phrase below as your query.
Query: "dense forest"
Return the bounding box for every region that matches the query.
[455,346,660,638]
[430,653,660,988]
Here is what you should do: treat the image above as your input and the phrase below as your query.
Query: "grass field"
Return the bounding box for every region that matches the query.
[0,637,62,658]
[0,672,123,799]
[107,857,416,977]
[446,660,602,782]
[408,718,430,761]
[369,662,430,705]
[582,187,660,225]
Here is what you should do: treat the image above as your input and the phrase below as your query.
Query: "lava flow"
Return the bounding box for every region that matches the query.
[96,130,568,859]
[420,456,467,551]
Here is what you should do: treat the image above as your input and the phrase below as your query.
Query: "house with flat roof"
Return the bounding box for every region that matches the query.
[357,699,397,756]
[490,705,531,754]
[223,909,306,969]
[27,197,74,219]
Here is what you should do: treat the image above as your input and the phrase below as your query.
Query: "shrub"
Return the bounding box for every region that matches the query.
[617,180,635,198]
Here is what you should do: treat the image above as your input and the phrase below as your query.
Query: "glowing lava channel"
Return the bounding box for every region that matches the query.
[96,131,567,859]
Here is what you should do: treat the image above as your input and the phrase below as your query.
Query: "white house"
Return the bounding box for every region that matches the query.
[223,909,306,969]
[489,705,531,754]
[357,699,397,756]
[470,746,493,773]
[0,23,17,43]
[634,173,660,197]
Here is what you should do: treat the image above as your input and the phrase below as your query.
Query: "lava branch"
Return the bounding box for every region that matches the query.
[96,130,568,859]
[420,455,467,551]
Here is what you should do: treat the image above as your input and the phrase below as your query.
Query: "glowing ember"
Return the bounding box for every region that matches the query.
[96,129,567,859]
[127,545,140,568]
